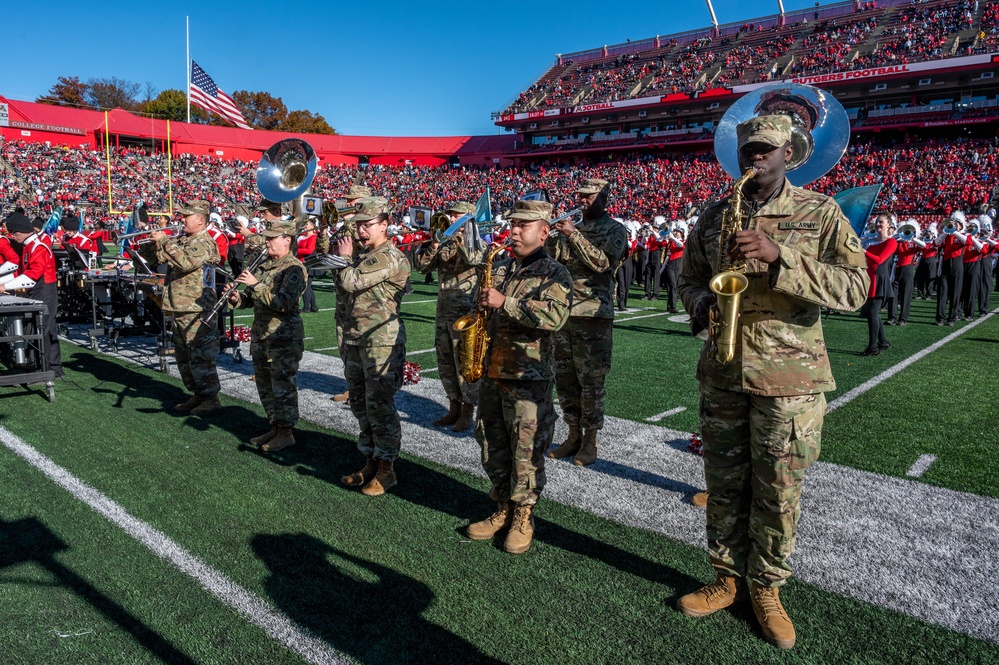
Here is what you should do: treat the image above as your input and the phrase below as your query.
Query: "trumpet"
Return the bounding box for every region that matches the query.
[549,208,583,227]
[943,221,959,235]
[118,223,184,244]
[319,201,361,231]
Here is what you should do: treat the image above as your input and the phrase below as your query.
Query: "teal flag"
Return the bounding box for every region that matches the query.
[475,187,492,224]
[833,184,883,237]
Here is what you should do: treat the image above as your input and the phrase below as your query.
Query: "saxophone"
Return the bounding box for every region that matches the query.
[708,167,756,363]
[452,241,513,383]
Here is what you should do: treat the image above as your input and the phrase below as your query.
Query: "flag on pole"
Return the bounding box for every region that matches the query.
[189,61,251,130]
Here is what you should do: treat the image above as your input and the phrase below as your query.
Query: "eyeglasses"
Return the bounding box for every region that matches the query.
[358,220,386,229]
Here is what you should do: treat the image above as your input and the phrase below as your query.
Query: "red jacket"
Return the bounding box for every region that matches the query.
[63,232,98,254]
[895,241,921,268]
[865,238,897,298]
[962,240,982,264]
[666,237,685,262]
[0,236,18,265]
[940,235,966,261]
[19,234,57,284]
[207,228,229,264]
[296,232,317,260]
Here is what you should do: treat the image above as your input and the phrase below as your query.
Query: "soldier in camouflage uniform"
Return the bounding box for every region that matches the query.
[147,200,224,416]
[229,220,309,452]
[334,198,411,497]
[413,201,484,432]
[466,200,572,554]
[676,115,870,650]
[546,178,629,466]
[318,185,371,403]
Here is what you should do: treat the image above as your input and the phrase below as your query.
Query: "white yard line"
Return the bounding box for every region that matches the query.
[615,311,671,324]
[403,299,437,305]
[646,407,687,422]
[827,308,997,413]
[907,454,938,478]
[0,429,352,665]
[406,348,437,357]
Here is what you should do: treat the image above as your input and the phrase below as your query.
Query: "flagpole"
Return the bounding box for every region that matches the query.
[186,16,191,124]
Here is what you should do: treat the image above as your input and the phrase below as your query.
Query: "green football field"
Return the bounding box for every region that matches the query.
[1,274,997,664]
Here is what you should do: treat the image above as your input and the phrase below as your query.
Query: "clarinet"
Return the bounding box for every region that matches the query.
[201,250,269,325]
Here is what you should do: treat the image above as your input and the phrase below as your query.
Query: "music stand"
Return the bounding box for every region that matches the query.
[125,248,155,276]
[62,244,90,271]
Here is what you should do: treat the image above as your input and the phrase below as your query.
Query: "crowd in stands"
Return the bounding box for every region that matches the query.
[3,137,996,230]
[503,0,996,115]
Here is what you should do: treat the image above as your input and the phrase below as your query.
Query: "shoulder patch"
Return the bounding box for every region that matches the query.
[846,236,862,252]
[364,257,379,267]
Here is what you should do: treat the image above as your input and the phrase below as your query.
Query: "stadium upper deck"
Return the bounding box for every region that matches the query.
[496,0,999,158]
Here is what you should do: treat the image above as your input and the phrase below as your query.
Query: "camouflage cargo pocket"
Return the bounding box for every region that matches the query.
[788,393,825,471]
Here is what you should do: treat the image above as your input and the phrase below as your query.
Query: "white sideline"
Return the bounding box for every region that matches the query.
[907,454,938,478]
[646,407,687,422]
[0,429,352,665]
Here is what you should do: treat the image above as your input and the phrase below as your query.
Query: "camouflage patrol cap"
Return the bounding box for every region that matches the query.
[352,196,389,222]
[736,114,792,150]
[262,220,298,238]
[255,199,282,213]
[178,200,211,216]
[577,178,610,195]
[508,200,553,222]
[345,185,373,201]
[445,201,476,215]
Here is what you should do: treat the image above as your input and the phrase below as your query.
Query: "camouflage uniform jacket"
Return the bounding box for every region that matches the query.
[484,248,573,381]
[235,252,308,341]
[413,235,484,312]
[678,178,870,396]
[338,239,410,347]
[546,211,629,318]
[153,229,221,313]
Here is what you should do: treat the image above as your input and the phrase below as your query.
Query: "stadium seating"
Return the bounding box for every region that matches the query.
[3,137,996,228]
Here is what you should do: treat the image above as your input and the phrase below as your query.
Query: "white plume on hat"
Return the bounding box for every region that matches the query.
[653,215,667,227]
[672,220,690,235]
[209,212,223,225]
[928,221,939,234]
[950,210,967,224]
[235,215,249,226]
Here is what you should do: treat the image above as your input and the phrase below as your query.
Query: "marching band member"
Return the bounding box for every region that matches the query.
[981,219,998,314]
[297,217,319,313]
[861,215,897,356]
[465,200,572,554]
[0,224,19,265]
[642,219,664,300]
[207,212,231,268]
[414,201,484,431]
[960,218,987,320]
[935,212,968,326]
[148,200,223,416]
[615,222,637,312]
[335,197,411,497]
[914,223,939,300]
[0,211,63,377]
[59,215,98,269]
[886,219,924,326]
[663,220,687,314]
[229,219,309,452]
[546,178,629,466]
[228,215,248,276]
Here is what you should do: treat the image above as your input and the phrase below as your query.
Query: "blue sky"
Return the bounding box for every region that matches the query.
[5,0,830,137]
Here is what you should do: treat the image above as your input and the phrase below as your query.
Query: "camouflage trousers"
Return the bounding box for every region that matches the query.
[475,377,556,507]
[554,317,613,430]
[171,312,220,397]
[699,383,824,587]
[251,336,304,427]
[435,309,478,405]
[343,343,405,462]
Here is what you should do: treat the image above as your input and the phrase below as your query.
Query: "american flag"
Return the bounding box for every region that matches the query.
[189,61,252,130]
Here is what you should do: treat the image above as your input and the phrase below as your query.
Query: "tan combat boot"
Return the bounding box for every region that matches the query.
[547,423,581,459]
[691,491,709,508]
[250,427,277,447]
[261,427,295,452]
[450,403,476,432]
[361,460,397,496]
[433,399,461,427]
[677,575,743,617]
[750,582,796,649]
[573,429,599,466]
[503,504,535,554]
[342,456,377,487]
[174,394,203,413]
[467,501,513,540]
[190,394,222,416]
[331,390,350,403]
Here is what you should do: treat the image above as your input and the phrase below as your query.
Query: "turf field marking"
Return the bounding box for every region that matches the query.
[907,454,938,478]
[0,428,352,665]
[406,347,437,357]
[403,299,437,305]
[827,307,998,413]
[646,407,687,422]
[615,311,671,324]
[313,347,340,353]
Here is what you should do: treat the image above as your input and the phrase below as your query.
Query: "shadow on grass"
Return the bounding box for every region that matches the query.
[252,534,503,665]
[0,516,197,664]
